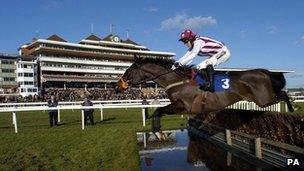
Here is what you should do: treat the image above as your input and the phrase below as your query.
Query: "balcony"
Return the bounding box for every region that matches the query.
[39,56,132,67]
[43,74,118,83]
[41,66,125,74]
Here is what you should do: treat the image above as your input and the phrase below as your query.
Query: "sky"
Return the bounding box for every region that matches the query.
[0,0,303,88]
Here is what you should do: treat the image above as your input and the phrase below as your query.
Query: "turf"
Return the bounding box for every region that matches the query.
[0,108,187,170]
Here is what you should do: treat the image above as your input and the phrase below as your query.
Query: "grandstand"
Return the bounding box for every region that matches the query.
[18,34,175,96]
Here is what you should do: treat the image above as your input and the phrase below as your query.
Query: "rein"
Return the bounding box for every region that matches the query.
[132,69,175,86]
[132,63,191,86]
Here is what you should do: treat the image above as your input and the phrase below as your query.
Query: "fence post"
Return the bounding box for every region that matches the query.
[143,132,147,148]
[255,138,262,159]
[285,103,288,112]
[226,129,232,145]
[12,112,18,133]
[81,110,85,130]
[100,106,103,121]
[227,151,232,166]
[12,112,15,125]
[58,107,61,123]
[142,108,146,127]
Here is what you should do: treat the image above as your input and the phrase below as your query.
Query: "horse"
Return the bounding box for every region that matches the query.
[117,57,294,140]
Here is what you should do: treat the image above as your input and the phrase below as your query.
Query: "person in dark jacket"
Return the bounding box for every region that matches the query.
[47,95,58,127]
[82,97,94,125]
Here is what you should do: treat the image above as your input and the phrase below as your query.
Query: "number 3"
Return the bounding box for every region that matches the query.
[221,78,230,89]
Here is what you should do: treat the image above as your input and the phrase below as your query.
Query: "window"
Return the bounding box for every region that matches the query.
[24,73,34,77]
[2,60,14,65]
[3,77,15,81]
[24,81,33,85]
[2,69,14,73]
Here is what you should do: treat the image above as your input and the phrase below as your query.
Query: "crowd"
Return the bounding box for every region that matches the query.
[0,87,168,103]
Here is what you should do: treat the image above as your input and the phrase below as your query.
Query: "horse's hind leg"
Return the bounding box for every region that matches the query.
[151,116,161,132]
[276,91,294,112]
[151,100,185,132]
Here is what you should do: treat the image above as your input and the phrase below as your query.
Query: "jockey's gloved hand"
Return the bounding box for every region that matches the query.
[171,62,180,70]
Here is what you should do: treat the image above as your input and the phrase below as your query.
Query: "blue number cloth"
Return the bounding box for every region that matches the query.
[195,74,231,92]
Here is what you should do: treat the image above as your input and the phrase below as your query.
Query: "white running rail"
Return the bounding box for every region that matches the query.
[0,99,288,134]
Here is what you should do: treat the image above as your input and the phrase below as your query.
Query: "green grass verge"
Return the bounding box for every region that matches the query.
[295,102,304,112]
[281,102,304,112]
[0,108,187,170]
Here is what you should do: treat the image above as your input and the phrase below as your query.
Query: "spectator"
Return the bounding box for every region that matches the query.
[82,97,94,125]
[47,95,58,127]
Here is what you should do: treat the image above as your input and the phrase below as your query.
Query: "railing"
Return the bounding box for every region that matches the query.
[0,99,168,106]
[0,99,293,134]
[188,123,304,169]
[0,103,168,133]
[226,101,282,112]
[0,99,283,112]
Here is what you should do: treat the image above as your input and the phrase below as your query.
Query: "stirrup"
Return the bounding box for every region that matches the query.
[199,82,211,91]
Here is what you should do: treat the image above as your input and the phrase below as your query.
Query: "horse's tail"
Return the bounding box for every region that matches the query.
[258,69,286,94]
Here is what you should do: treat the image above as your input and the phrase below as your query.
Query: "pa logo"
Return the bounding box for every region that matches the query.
[287,158,300,166]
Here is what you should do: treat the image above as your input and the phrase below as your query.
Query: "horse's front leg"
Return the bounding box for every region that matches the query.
[151,100,185,140]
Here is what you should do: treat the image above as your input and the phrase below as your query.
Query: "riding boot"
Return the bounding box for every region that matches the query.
[198,65,214,92]
[206,65,215,92]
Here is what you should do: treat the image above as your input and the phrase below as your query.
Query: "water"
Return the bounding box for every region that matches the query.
[137,130,278,171]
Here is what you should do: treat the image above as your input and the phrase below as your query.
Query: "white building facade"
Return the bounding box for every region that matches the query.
[16,60,38,97]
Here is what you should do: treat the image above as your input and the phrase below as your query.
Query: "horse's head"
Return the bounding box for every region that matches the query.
[117,57,175,91]
[118,57,151,90]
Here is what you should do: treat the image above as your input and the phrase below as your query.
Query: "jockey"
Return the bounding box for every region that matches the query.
[171,29,230,92]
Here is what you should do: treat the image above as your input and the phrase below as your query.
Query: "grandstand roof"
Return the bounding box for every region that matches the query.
[84,34,102,41]
[0,53,18,59]
[22,39,175,56]
[122,39,140,46]
[47,35,67,42]
[102,34,114,41]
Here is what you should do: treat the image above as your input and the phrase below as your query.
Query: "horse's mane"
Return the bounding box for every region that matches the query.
[136,57,194,75]
[137,57,174,69]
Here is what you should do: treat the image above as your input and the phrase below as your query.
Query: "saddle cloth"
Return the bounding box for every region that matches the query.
[194,73,231,92]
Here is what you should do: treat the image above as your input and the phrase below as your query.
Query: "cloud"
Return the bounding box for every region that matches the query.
[160,12,217,31]
[295,35,304,45]
[44,1,61,10]
[300,35,304,43]
[144,6,158,12]
[266,25,278,34]
[240,30,247,39]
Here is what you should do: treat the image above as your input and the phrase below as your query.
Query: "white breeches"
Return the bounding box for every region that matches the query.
[197,46,230,69]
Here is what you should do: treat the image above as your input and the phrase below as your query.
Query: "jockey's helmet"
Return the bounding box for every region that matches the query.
[179,29,196,43]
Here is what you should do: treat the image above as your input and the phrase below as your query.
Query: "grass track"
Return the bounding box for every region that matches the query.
[0,108,187,170]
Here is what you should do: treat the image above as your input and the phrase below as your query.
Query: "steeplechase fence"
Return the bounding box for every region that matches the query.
[188,123,304,169]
